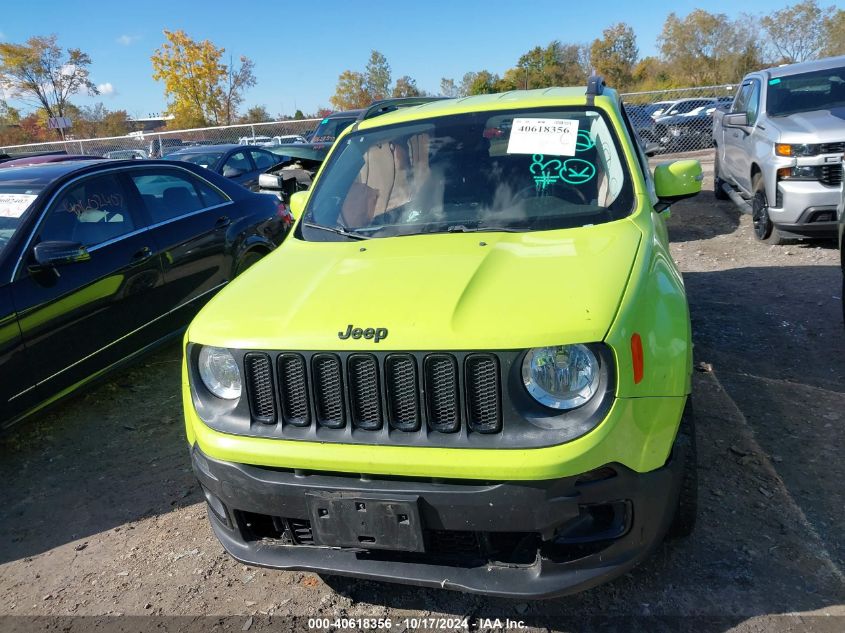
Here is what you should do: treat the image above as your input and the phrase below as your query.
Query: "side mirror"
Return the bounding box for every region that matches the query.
[31,240,91,269]
[289,190,308,220]
[222,166,245,178]
[653,159,703,211]
[258,172,283,190]
[723,112,748,128]
[644,141,661,157]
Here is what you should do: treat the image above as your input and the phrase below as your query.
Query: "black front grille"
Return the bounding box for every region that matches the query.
[424,355,460,433]
[347,354,382,430]
[312,354,345,428]
[819,141,845,154]
[244,353,276,424]
[278,354,309,426]
[243,350,510,441]
[465,355,502,433]
[385,355,421,431]
[820,164,842,186]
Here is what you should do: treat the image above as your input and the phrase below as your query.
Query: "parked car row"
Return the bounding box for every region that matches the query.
[625,97,733,153]
[0,158,292,426]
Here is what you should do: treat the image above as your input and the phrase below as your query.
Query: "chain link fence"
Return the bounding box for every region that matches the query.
[620,84,738,157]
[0,85,739,160]
[0,119,321,159]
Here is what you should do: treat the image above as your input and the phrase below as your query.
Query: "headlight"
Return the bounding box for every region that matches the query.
[522,345,600,410]
[198,346,241,399]
[775,143,817,157]
[777,165,823,181]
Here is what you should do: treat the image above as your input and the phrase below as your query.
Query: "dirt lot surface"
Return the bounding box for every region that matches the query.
[1,154,843,632]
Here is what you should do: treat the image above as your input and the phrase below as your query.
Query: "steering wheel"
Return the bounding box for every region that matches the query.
[513,182,589,205]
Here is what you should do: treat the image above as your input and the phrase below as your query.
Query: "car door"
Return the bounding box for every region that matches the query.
[731,80,762,194]
[221,150,258,190]
[128,166,234,327]
[722,81,754,190]
[0,284,38,424]
[247,148,279,181]
[11,171,163,405]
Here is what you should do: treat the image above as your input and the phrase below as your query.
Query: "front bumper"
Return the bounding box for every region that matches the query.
[191,433,686,599]
[769,179,840,237]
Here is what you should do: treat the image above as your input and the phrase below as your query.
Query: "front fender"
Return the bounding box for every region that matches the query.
[605,217,691,398]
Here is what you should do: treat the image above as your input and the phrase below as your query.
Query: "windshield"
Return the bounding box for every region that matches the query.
[312,116,357,143]
[767,66,845,116]
[301,107,634,241]
[169,151,223,168]
[0,186,43,257]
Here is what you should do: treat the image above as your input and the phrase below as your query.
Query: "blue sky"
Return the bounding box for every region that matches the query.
[0,0,839,119]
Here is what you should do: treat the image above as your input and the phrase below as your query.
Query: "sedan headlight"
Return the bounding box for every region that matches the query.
[522,345,600,410]
[198,346,241,400]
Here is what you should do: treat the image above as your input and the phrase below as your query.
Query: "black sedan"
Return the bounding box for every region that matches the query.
[163,144,281,191]
[0,159,292,427]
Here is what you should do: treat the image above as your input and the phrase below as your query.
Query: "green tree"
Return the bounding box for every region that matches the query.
[590,24,638,90]
[330,70,371,110]
[364,50,391,101]
[460,70,500,95]
[499,41,590,90]
[659,10,762,86]
[293,109,305,119]
[0,35,98,136]
[151,30,256,127]
[822,9,845,56]
[439,77,461,97]
[762,1,836,63]
[240,105,270,123]
[392,75,421,97]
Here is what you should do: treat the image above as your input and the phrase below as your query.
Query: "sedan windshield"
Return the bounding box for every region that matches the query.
[0,185,43,257]
[169,152,223,168]
[767,66,845,116]
[301,107,634,240]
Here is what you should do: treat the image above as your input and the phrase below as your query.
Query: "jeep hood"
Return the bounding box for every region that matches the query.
[770,108,845,144]
[190,221,642,350]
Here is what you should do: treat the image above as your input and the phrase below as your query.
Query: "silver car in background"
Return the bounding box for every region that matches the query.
[713,56,845,244]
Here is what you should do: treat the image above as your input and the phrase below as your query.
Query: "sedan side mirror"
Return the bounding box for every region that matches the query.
[222,166,245,178]
[289,191,309,220]
[31,240,91,269]
[723,112,748,128]
[653,159,703,211]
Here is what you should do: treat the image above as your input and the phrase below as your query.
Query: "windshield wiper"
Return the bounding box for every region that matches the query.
[445,224,527,233]
[302,222,372,240]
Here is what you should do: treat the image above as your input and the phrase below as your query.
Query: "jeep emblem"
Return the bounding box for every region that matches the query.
[338,324,388,343]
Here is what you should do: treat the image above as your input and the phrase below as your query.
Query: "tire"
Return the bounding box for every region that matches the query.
[667,400,698,539]
[751,173,787,245]
[713,150,729,200]
[235,250,265,277]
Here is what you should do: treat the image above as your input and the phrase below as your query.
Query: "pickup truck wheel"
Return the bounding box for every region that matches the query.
[667,399,697,539]
[713,152,729,200]
[751,174,787,245]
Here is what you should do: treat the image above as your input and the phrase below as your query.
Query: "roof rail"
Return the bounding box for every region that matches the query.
[358,97,448,121]
[586,75,606,97]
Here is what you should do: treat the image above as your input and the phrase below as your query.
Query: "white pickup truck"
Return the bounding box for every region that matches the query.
[713,56,845,244]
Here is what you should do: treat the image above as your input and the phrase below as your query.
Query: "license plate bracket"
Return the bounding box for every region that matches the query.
[306,492,424,552]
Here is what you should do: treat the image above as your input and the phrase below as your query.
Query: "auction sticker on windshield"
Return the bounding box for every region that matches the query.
[507,118,578,156]
[0,193,37,218]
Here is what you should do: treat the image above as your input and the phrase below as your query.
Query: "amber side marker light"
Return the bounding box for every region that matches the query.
[631,333,644,384]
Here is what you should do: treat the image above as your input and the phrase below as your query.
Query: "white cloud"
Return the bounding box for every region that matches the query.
[98,82,117,96]
[116,34,140,46]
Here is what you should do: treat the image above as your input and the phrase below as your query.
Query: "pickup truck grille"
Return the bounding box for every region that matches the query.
[820,164,842,186]
[242,351,502,439]
[819,142,845,154]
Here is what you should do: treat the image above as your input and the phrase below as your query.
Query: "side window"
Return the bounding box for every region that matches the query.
[745,81,761,125]
[39,173,138,247]
[731,83,753,114]
[250,149,276,170]
[131,171,226,223]
[222,151,252,174]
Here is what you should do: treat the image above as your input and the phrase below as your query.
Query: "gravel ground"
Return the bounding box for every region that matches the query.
[1,155,843,633]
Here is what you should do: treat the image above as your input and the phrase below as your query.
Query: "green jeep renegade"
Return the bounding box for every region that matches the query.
[183,79,702,598]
